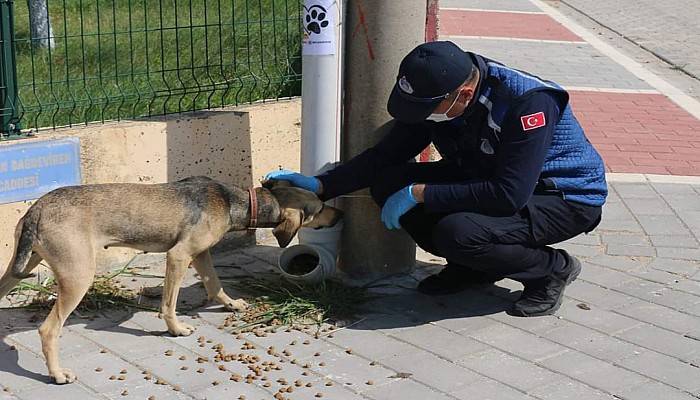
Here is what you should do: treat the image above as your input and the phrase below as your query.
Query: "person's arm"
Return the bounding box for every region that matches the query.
[416,92,560,216]
[316,121,431,201]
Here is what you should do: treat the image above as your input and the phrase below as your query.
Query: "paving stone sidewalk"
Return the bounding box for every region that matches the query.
[1,178,700,400]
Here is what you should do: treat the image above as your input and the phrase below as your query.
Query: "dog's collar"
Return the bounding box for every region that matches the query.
[248,187,258,229]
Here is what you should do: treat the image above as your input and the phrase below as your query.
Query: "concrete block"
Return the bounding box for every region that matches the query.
[365,379,453,400]
[648,258,700,276]
[616,324,700,362]
[301,347,397,393]
[457,349,563,392]
[614,300,700,336]
[601,234,649,246]
[557,300,643,335]
[0,348,50,392]
[467,322,566,362]
[649,235,699,249]
[614,183,662,199]
[623,198,675,215]
[636,215,691,236]
[564,281,638,310]
[618,381,698,400]
[325,328,416,361]
[542,321,643,362]
[529,378,617,400]
[390,323,489,361]
[579,262,638,288]
[586,254,649,272]
[450,377,538,400]
[539,350,648,393]
[618,351,700,393]
[657,247,700,261]
[606,244,657,257]
[381,349,481,393]
[12,382,103,400]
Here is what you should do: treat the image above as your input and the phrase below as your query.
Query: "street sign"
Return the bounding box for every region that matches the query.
[0,137,81,204]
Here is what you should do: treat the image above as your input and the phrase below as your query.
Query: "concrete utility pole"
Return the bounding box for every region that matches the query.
[338,0,427,279]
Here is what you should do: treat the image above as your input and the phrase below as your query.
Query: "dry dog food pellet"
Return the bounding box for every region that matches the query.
[212,381,220,386]
[173,385,181,392]
[325,381,333,386]
[148,396,156,400]
[303,340,310,345]
[369,361,377,366]
[238,396,246,400]
[178,355,186,361]
[315,393,323,398]
[121,390,128,396]
[197,368,205,373]
[155,378,166,385]
[94,367,103,372]
[366,380,374,385]
[100,349,107,353]
[180,366,188,371]
[120,369,127,374]
[109,375,117,381]
[319,362,326,367]
[306,382,313,387]
[164,350,173,356]
[345,348,353,354]
[314,352,321,357]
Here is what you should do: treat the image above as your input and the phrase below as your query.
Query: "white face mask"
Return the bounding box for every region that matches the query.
[427,93,461,122]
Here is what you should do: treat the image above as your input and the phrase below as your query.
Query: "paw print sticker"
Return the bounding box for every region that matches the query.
[305,5,329,34]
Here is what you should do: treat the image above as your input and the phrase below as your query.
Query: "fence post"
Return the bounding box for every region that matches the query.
[0,0,21,136]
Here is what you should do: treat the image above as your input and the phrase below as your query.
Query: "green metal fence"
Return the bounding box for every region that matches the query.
[0,0,303,137]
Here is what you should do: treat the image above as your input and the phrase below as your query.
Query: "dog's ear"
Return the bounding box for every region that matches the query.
[272,208,304,248]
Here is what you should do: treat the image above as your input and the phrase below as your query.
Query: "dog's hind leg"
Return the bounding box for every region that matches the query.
[161,247,195,337]
[192,250,248,312]
[38,250,95,384]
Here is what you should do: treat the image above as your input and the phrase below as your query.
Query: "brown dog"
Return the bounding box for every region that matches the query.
[0,176,341,384]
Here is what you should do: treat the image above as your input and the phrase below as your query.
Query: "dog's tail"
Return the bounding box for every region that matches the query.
[0,216,40,299]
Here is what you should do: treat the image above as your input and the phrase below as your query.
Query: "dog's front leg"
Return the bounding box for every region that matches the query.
[161,249,196,336]
[192,250,248,312]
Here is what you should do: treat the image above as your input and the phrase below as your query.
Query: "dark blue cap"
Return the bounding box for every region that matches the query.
[387,41,473,123]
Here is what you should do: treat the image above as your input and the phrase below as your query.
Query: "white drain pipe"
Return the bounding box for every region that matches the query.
[278,0,345,283]
[300,0,344,176]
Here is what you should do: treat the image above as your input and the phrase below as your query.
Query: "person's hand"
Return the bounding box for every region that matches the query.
[381,184,418,230]
[265,169,321,193]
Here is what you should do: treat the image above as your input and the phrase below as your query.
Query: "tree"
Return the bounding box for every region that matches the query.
[28,0,54,49]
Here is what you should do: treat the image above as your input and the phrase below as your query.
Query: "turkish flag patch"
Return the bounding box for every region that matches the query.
[520,112,546,132]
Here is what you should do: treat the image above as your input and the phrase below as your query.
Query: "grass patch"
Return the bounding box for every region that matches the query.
[10,0,302,130]
[5,265,158,313]
[225,276,373,333]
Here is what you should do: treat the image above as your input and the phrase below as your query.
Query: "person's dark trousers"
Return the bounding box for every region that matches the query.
[369,161,602,282]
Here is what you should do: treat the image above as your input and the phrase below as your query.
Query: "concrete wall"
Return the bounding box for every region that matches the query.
[0,99,301,273]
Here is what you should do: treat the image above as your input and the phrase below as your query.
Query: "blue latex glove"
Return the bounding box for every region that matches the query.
[381,184,418,230]
[265,169,320,193]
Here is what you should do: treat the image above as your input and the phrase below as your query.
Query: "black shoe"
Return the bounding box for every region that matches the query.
[508,250,582,317]
[417,265,501,296]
